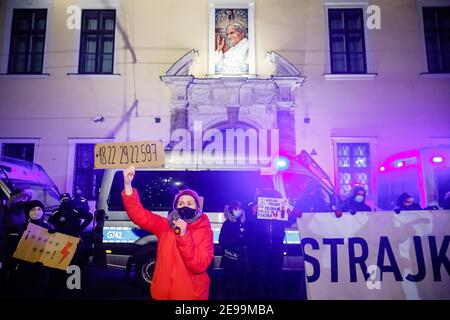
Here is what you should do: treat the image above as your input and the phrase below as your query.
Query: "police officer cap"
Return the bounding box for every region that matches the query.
[60,193,71,202]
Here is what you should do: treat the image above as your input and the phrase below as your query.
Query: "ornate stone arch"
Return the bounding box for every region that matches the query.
[206,120,260,131]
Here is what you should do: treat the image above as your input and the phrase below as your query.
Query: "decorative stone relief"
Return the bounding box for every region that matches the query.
[161,50,305,154]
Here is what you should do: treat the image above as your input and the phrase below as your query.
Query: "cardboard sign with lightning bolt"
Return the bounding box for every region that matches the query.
[13,223,80,271]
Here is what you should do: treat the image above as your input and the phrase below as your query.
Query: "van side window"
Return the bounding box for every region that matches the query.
[108,171,195,212]
[107,170,274,212]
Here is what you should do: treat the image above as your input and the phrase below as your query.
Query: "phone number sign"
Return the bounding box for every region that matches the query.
[94,141,165,169]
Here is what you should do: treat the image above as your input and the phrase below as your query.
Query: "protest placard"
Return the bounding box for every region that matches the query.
[257,197,292,221]
[94,140,165,169]
[13,223,80,271]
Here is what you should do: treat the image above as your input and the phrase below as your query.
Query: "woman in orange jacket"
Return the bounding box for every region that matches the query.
[121,166,213,300]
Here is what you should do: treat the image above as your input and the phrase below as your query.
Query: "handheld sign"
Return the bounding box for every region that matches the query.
[94,140,165,169]
[13,223,80,271]
[257,197,293,221]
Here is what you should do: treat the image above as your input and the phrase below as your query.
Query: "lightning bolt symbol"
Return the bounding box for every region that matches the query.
[59,242,73,264]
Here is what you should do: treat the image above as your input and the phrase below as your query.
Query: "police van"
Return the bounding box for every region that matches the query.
[0,156,97,268]
[376,146,450,210]
[94,150,337,288]
[0,156,61,268]
[0,156,61,215]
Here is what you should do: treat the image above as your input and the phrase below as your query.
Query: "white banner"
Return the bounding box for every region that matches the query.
[297,210,450,300]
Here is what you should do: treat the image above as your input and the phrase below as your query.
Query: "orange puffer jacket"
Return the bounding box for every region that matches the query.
[122,189,214,300]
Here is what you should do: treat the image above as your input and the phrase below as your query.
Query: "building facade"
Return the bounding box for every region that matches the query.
[0,0,449,207]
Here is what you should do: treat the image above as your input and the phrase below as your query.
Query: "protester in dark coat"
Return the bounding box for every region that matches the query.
[1,189,32,287]
[49,193,93,237]
[218,200,249,299]
[46,193,93,294]
[245,188,295,300]
[294,182,332,213]
[12,200,56,297]
[338,186,372,213]
[72,187,90,214]
[2,189,32,236]
[396,193,422,211]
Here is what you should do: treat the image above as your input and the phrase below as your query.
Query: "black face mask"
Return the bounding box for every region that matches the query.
[177,206,197,220]
[60,200,72,210]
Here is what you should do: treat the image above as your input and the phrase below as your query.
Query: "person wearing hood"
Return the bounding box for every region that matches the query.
[47,194,93,295]
[294,181,332,213]
[338,186,372,213]
[24,200,56,232]
[396,193,422,211]
[2,188,33,236]
[218,200,248,299]
[48,193,92,237]
[121,165,213,300]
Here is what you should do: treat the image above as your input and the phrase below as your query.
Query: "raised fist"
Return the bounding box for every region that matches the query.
[123,165,135,188]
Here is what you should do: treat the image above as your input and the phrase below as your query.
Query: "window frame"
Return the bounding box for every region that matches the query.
[0,138,40,162]
[417,0,450,74]
[328,8,367,74]
[69,0,121,76]
[331,137,378,201]
[322,0,374,77]
[66,138,113,201]
[422,6,450,73]
[7,9,48,74]
[208,0,256,76]
[78,9,116,75]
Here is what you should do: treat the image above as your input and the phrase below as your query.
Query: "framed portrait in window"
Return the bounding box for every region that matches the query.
[209,1,255,76]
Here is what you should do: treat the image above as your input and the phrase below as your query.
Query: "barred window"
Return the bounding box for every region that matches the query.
[336,143,371,196]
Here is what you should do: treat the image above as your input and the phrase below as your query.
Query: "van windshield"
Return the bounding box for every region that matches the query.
[108,170,273,212]
[0,157,56,187]
[0,157,60,209]
[9,180,60,209]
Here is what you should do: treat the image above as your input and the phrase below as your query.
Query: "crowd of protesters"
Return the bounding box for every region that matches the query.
[1,173,447,301]
[0,189,93,298]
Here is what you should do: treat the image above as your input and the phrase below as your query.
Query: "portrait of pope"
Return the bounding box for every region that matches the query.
[214,9,249,75]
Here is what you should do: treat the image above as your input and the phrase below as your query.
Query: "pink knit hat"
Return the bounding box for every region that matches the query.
[173,189,202,211]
